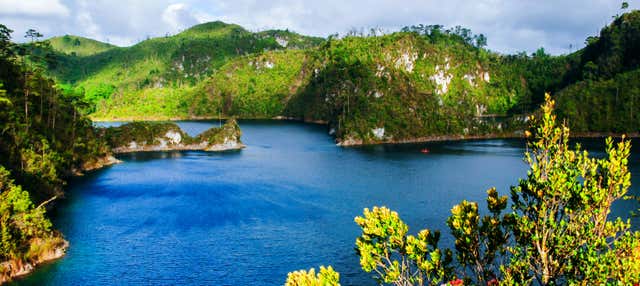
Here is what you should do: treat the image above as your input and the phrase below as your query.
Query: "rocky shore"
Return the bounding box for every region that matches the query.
[111,139,245,153]
[0,239,69,284]
[336,132,521,147]
[105,118,245,153]
[335,131,640,147]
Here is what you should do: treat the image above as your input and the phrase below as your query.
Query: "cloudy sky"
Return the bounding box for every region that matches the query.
[0,0,636,54]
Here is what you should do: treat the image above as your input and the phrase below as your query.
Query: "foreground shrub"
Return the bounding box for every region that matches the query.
[285,266,340,286]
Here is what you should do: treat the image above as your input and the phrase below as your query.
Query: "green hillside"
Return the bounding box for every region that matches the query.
[47,21,324,111]
[48,35,115,56]
[91,26,567,144]
[46,11,640,143]
[554,11,640,133]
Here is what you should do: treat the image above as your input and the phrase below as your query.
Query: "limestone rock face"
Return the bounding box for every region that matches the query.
[105,119,245,153]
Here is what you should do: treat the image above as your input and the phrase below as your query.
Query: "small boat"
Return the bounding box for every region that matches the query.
[420,148,430,154]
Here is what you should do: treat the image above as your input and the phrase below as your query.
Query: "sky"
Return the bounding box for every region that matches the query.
[0,0,636,55]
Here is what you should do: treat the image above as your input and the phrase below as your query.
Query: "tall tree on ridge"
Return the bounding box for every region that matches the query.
[22,29,43,133]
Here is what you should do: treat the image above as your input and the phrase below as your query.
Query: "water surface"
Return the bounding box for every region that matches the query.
[15,120,640,285]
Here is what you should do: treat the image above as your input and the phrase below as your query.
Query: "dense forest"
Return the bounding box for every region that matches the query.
[27,10,637,145]
[554,11,640,132]
[0,24,111,281]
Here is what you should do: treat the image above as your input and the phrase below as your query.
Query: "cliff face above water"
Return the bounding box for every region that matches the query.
[103,119,245,153]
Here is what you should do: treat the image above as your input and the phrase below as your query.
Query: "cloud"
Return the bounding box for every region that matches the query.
[76,0,100,39]
[162,3,200,32]
[0,0,637,53]
[0,0,69,17]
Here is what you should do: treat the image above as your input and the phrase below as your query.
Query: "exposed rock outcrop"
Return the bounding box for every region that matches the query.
[0,238,69,284]
[105,119,245,153]
[71,155,122,175]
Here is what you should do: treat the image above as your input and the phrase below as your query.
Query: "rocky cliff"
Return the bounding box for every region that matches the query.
[104,119,245,153]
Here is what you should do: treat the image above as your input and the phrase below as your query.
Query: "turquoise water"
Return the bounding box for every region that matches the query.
[13,120,640,285]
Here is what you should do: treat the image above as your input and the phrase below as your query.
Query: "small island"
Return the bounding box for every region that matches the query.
[103,119,245,153]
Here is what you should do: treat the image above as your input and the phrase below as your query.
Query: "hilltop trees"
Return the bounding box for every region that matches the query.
[286,95,640,285]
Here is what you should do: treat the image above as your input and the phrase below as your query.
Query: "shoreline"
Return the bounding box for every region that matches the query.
[91,115,329,125]
[337,132,640,147]
[0,240,69,284]
[336,133,521,147]
[111,142,246,154]
[91,116,639,147]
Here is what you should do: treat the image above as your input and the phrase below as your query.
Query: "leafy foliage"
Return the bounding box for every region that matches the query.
[103,121,188,148]
[285,266,340,286]
[0,166,55,262]
[503,94,639,284]
[555,67,640,133]
[446,188,510,284]
[40,21,323,115]
[354,207,453,285]
[24,11,640,143]
[193,118,242,146]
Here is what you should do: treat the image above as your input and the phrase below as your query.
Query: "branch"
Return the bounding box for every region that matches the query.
[36,195,57,209]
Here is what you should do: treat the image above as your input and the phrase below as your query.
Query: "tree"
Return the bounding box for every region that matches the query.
[0,24,13,57]
[285,266,340,286]
[22,29,43,133]
[446,188,509,284]
[621,2,629,10]
[0,166,54,261]
[474,34,487,49]
[24,29,42,43]
[0,84,10,105]
[354,207,453,286]
[503,94,639,284]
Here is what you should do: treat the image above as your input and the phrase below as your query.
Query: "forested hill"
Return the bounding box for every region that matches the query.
[0,24,113,281]
[37,10,640,144]
[554,11,640,133]
[48,35,115,56]
[44,21,324,108]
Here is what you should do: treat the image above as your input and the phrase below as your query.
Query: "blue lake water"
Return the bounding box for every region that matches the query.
[13,120,640,285]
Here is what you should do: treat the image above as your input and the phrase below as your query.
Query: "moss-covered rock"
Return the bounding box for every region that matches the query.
[193,118,244,151]
[104,119,244,153]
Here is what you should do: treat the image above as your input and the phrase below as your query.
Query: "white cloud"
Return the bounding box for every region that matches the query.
[76,0,100,39]
[0,0,638,53]
[162,3,199,32]
[0,0,69,17]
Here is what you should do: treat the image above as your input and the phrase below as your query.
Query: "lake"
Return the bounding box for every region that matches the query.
[12,120,640,285]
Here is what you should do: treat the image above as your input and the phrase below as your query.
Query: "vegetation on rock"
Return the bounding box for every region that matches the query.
[104,118,243,152]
